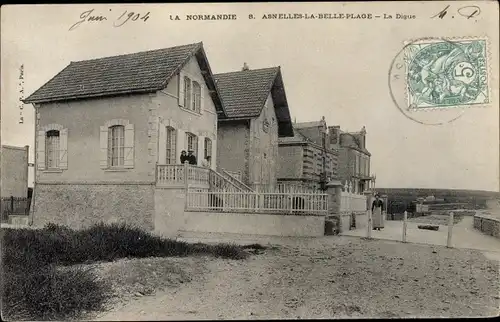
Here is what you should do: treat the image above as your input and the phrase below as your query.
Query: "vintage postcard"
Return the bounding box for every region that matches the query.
[1,1,499,320]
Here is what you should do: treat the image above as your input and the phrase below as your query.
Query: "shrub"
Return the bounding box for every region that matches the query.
[1,222,250,320]
[2,264,111,321]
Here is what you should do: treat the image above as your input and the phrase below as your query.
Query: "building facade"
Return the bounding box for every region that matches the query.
[329,125,373,194]
[23,42,226,229]
[214,65,294,188]
[0,145,29,198]
[278,117,338,189]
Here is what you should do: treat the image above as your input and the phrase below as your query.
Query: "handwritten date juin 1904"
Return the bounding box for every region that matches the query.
[69,9,150,31]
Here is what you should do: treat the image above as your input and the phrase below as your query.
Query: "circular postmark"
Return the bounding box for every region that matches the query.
[388,37,489,126]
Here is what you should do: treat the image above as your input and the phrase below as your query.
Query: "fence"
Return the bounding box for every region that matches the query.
[252,183,320,194]
[1,197,31,223]
[340,191,367,214]
[186,189,328,215]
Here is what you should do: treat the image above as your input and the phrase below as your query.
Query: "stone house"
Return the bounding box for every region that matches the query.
[328,125,373,194]
[214,65,294,188]
[23,42,227,230]
[278,117,339,190]
[0,145,29,198]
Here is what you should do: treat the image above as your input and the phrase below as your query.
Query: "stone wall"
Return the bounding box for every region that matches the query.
[473,213,500,239]
[181,211,325,237]
[1,145,29,198]
[33,183,155,230]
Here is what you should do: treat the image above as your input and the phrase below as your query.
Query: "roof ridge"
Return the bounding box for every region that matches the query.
[253,66,280,113]
[214,66,279,76]
[71,42,201,64]
[158,42,204,89]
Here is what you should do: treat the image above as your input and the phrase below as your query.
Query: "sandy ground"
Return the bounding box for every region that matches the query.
[92,236,499,320]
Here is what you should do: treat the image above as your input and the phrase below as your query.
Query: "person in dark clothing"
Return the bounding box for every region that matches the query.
[180,150,188,164]
[371,194,385,231]
[187,150,197,165]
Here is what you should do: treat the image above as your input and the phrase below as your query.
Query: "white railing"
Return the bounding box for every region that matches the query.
[222,169,243,182]
[340,191,367,214]
[187,166,210,185]
[157,164,210,187]
[220,169,253,192]
[252,183,320,194]
[156,164,185,185]
[186,189,328,215]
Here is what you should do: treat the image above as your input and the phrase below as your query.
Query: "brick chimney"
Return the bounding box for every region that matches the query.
[242,62,249,71]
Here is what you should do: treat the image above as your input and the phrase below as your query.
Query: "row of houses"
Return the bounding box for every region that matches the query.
[16,41,374,235]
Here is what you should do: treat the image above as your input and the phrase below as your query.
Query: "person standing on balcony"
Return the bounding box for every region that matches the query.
[202,156,211,168]
[180,150,188,164]
[372,193,385,230]
[187,150,197,165]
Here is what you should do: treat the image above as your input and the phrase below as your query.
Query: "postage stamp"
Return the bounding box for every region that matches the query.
[404,38,489,110]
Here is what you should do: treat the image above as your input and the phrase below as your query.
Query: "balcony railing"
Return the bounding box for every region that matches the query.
[156,164,249,192]
[157,164,209,188]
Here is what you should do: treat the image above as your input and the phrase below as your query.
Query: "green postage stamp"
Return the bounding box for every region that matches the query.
[404,38,489,110]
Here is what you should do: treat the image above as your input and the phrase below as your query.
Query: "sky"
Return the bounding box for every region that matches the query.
[1,2,499,191]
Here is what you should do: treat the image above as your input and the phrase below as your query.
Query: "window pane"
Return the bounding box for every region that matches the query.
[109,125,125,167]
[166,126,176,164]
[46,130,60,168]
[192,82,201,112]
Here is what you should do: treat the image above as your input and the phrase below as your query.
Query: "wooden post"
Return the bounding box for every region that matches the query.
[402,211,408,243]
[183,162,189,187]
[367,209,372,238]
[10,196,14,215]
[447,211,454,248]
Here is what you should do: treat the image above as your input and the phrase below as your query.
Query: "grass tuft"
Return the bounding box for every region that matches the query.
[1,222,250,320]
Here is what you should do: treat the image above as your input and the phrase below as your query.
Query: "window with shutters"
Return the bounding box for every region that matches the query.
[108,125,125,167]
[179,72,204,115]
[38,124,68,171]
[204,137,212,159]
[100,120,134,170]
[192,81,201,113]
[46,130,60,169]
[166,126,177,164]
[186,132,198,156]
[183,76,192,109]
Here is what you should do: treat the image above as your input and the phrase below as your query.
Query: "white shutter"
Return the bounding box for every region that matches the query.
[158,124,167,164]
[198,135,205,162]
[200,83,205,114]
[178,73,185,107]
[99,126,108,169]
[176,129,185,164]
[59,128,68,170]
[36,130,46,170]
[124,124,135,168]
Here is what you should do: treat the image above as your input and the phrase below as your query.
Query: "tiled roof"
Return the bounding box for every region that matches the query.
[214,67,294,136]
[214,67,279,119]
[23,42,225,115]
